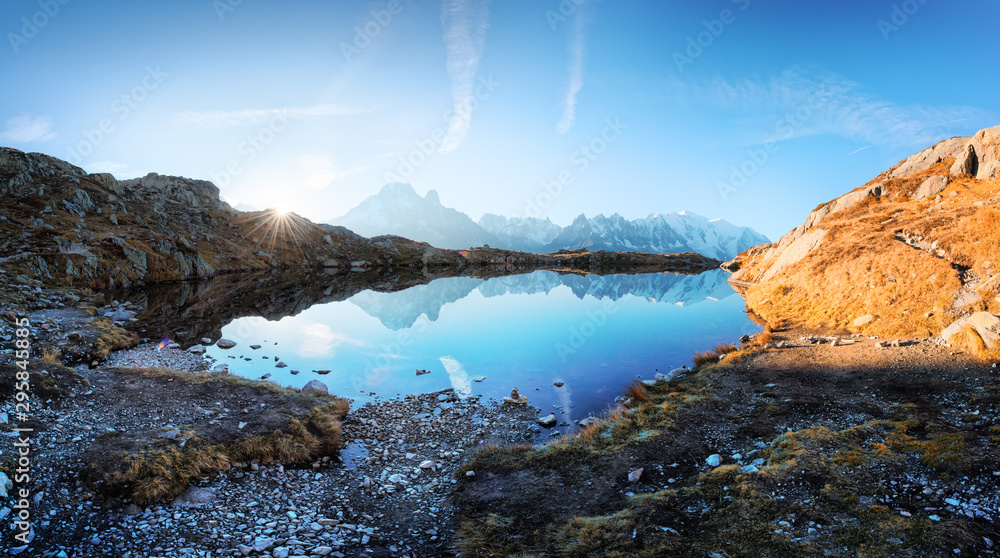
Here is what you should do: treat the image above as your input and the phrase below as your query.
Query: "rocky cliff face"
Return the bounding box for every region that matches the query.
[724,125,1000,354]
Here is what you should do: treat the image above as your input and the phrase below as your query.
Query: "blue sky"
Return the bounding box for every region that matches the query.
[1,0,997,240]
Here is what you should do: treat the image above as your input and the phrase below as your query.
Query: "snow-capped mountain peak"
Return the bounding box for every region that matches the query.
[329,182,769,259]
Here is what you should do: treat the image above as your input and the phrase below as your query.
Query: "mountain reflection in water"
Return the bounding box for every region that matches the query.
[114,268,758,428]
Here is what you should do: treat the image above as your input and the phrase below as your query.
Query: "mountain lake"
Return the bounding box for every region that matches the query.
[112,268,761,432]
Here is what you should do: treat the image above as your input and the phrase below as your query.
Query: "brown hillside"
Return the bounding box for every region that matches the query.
[0,147,718,291]
[726,126,1000,355]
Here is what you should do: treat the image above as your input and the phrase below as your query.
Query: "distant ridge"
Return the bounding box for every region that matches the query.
[329,183,769,259]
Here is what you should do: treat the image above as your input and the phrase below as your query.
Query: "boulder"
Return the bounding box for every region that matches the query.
[829,183,882,215]
[171,486,217,507]
[853,314,875,328]
[913,175,950,200]
[302,379,329,395]
[537,413,557,428]
[969,125,1000,180]
[942,312,1000,348]
[951,143,977,176]
[105,309,136,322]
[887,136,967,179]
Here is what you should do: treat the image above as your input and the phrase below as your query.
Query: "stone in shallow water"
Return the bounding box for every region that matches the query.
[216,338,237,349]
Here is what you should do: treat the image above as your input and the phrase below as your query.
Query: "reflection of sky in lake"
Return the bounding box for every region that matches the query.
[204,269,759,424]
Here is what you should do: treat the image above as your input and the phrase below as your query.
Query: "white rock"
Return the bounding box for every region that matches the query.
[853,314,875,328]
[706,454,721,467]
[419,460,435,469]
[628,468,643,483]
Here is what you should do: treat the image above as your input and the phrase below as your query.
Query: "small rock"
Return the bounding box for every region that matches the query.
[628,468,643,483]
[503,387,528,405]
[302,380,329,395]
[188,344,206,354]
[416,369,431,376]
[275,362,288,368]
[419,460,435,469]
[853,314,875,328]
[706,454,721,467]
[200,337,212,344]
[217,338,237,349]
[473,376,486,382]
[250,344,262,350]
[171,486,217,507]
[537,414,557,428]
[553,381,565,387]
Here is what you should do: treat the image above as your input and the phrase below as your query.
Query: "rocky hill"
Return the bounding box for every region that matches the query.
[724,125,1000,356]
[0,148,720,292]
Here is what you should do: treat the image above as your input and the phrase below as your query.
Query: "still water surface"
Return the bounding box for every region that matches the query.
[199,269,759,425]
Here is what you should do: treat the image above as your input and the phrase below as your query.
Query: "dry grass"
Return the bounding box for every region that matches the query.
[736,159,1000,351]
[81,369,349,506]
[91,318,139,359]
[693,342,738,368]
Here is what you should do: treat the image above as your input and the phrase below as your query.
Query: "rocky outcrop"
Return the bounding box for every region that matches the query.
[948,125,1000,180]
[120,173,230,211]
[1,147,719,291]
[886,136,967,179]
[912,175,950,200]
[723,125,1000,344]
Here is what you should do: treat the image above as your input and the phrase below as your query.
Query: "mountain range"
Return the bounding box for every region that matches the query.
[348,269,737,330]
[329,183,769,260]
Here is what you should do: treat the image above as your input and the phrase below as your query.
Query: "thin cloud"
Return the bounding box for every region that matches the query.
[439,0,491,152]
[669,68,991,148]
[299,322,364,358]
[174,104,367,128]
[556,12,586,135]
[0,113,56,143]
[297,154,366,190]
[845,145,871,157]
